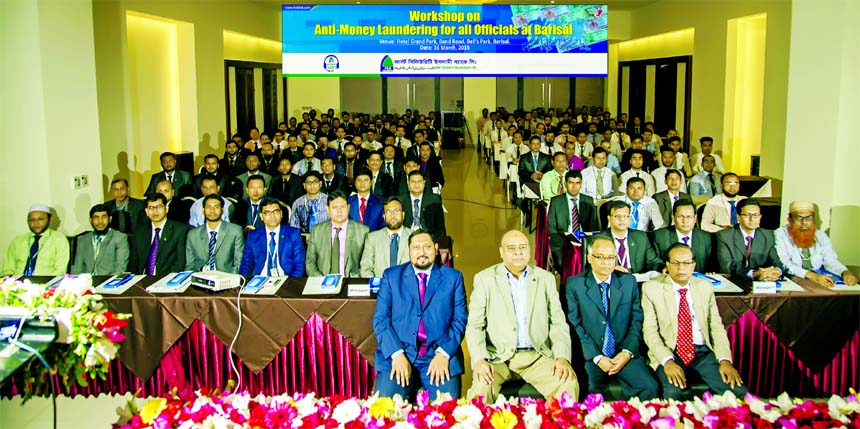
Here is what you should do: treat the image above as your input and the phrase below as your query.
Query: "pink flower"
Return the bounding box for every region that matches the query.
[649,416,676,429]
[265,402,298,429]
[582,394,603,412]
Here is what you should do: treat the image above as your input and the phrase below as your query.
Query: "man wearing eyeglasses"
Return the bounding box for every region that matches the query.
[239,197,305,277]
[641,243,746,400]
[653,199,713,272]
[466,230,579,401]
[774,201,858,287]
[716,198,784,280]
[128,193,187,275]
[594,200,662,274]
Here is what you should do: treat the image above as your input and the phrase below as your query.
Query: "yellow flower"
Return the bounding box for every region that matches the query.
[490,409,518,429]
[370,396,395,419]
[140,398,167,425]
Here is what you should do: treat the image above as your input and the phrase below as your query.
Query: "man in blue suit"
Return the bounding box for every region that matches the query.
[566,236,659,400]
[348,171,384,231]
[372,229,468,399]
[239,197,305,277]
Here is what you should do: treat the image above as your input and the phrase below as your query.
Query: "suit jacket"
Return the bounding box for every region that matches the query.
[146,170,192,197]
[547,193,599,267]
[466,264,571,365]
[185,222,245,273]
[401,192,446,239]
[128,220,187,275]
[231,198,267,230]
[565,270,643,360]
[219,154,246,179]
[370,172,395,198]
[320,173,348,195]
[70,229,129,276]
[517,151,552,184]
[305,220,369,277]
[359,227,413,277]
[191,172,229,198]
[348,193,384,231]
[380,160,404,183]
[238,224,305,277]
[418,157,445,187]
[640,274,733,369]
[166,198,192,225]
[653,190,691,227]
[594,229,663,273]
[236,171,272,198]
[372,263,467,374]
[653,227,713,272]
[266,174,305,208]
[105,198,146,234]
[260,156,280,177]
[716,226,784,277]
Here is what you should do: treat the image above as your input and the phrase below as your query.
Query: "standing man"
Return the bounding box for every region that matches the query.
[360,197,413,277]
[716,198,784,280]
[71,204,129,276]
[547,170,600,271]
[466,230,578,401]
[105,178,146,234]
[372,230,467,399]
[1,204,69,277]
[305,191,369,277]
[654,199,713,272]
[653,169,691,226]
[128,194,187,275]
[185,194,244,273]
[239,197,305,277]
[641,243,746,400]
[146,152,192,196]
[701,173,746,233]
[566,237,659,400]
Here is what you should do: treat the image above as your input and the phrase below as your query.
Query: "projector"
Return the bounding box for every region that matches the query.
[191,271,243,292]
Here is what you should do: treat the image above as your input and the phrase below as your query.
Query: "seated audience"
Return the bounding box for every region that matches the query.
[290,171,329,234]
[189,175,234,228]
[321,157,348,195]
[348,171,384,231]
[539,152,569,201]
[594,200,662,274]
[239,197,304,277]
[154,180,191,225]
[580,147,617,200]
[653,199,713,272]
[689,155,721,197]
[105,178,146,234]
[281,135,303,164]
[417,142,445,188]
[381,145,404,182]
[562,141,586,172]
[651,146,688,194]
[548,170,600,271]
[692,137,726,175]
[573,131,594,162]
[220,140,246,178]
[716,198,784,279]
[146,151,192,197]
[267,158,304,208]
[259,142,280,177]
[306,190,369,277]
[359,197,413,277]
[128,193,187,275]
[701,173,746,233]
[293,143,322,176]
[185,194,244,273]
[653,169,691,226]
[192,154,229,198]
[401,171,446,239]
[517,136,552,185]
[338,142,361,186]
[365,152,394,198]
[1,204,70,276]
[71,204,129,276]
[236,154,272,198]
[618,149,657,196]
[666,136,693,178]
[232,175,268,232]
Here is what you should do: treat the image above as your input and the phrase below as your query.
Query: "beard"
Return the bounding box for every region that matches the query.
[788,224,817,249]
[723,190,738,198]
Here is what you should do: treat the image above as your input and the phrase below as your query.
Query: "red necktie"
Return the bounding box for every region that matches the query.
[677,288,695,365]
[359,197,367,224]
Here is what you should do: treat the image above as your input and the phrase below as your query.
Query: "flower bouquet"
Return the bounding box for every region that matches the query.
[0,275,131,399]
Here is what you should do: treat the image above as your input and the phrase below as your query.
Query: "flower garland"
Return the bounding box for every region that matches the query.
[114,387,860,429]
[0,275,130,399]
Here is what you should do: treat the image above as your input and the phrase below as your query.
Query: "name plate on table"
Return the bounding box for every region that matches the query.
[753,279,805,294]
[752,281,778,294]
[347,283,370,297]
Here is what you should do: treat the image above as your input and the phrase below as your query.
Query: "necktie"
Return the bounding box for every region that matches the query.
[207,231,217,270]
[416,272,429,357]
[397,137,401,147]
[385,162,392,177]
[347,161,354,179]
[745,235,753,267]
[325,180,331,192]
[146,228,161,275]
[801,247,813,270]
[596,169,605,197]
[677,288,695,365]
[359,197,367,223]
[707,173,717,195]
[556,176,564,194]
[635,171,640,178]
[167,173,173,183]
[570,198,580,232]
[93,234,104,266]
[330,227,342,274]
[23,234,42,276]
[631,201,640,230]
[600,282,616,357]
[308,202,318,230]
[267,231,276,276]
[673,194,679,203]
[389,233,400,268]
[682,236,690,246]
[251,204,259,226]
[615,237,627,269]
[412,199,421,228]
[729,200,738,225]
[533,154,539,170]
[117,207,127,232]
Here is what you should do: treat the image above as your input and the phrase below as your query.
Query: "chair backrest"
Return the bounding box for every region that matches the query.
[696,203,706,228]
[277,200,292,224]
[598,200,612,230]
[66,231,89,273]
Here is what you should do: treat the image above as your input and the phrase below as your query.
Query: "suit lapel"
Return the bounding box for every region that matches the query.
[609,273,624,317]
[494,265,517,322]
[732,228,746,259]
[662,280,678,336]
[584,273,605,316]
[403,265,421,308]
[345,223,357,268]
[212,226,226,254]
[422,264,443,309]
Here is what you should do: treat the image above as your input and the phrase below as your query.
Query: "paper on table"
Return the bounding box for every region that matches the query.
[252,277,288,296]
[703,274,744,293]
[95,274,145,295]
[146,273,193,294]
[830,284,860,293]
[633,271,663,283]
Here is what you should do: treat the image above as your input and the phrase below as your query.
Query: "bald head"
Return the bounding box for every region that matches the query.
[500,230,529,247]
[499,230,531,274]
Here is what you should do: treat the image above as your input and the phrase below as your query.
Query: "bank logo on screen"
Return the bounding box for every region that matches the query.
[380,55,394,73]
[323,55,339,72]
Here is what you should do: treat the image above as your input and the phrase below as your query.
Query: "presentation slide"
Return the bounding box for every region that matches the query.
[282,4,608,77]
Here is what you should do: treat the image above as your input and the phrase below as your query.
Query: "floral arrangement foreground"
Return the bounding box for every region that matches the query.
[115,385,860,429]
[0,275,130,399]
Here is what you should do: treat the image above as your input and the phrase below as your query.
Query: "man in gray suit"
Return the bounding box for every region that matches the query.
[306,190,369,277]
[185,194,245,273]
[360,196,413,277]
[146,152,192,197]
[235,154,273,199]
[71,204,129,276]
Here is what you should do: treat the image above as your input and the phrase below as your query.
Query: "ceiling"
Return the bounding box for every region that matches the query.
[271,1,659,12]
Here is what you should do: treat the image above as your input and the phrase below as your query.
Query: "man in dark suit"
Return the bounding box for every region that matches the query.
[185,194,244,273]
[259,142,281,177]
[337,142,362,187]
[566,236,659,400]
[305,191,369,277]
[105,178,146,234]
[548,170,600,271]
[220,140,246,179]
[71,204,130,276]
[381,145,404,182]
[154,180,192,225]
[365,152,395,198]
[416,142,444,188]
[128,193,187,275]
[401,171,446,239]
[372,229,467,399]
[320,156,349,195]
[517,136,552,185]
[192,154,229,198]
[716,198,784,280]
[232,175,268,232]
[348,172,385,231]
[266,158,305,208]
[653,199,713,271]
[593,200,662,274]
[653,169,691,226]
[239,197,305,277]
[146,152,192,197]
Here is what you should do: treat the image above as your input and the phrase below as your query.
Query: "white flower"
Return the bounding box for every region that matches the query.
[292,393,319,417]
[392,422,416,429]
[521,403,543,429]
[583,402,614,427]
[451,403,483,429]
[84,338,118,367]
[332,399,362,424]
[56,274,94,296]
[198,414,235,429]
[828,395,860,422]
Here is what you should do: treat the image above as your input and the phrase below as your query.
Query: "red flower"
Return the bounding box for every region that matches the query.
[97,311,129,343]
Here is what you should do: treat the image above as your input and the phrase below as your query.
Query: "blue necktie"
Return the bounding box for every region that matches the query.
[389,233,399,268]
[207,231,217,270]
[412,199,421,228]
[630,201,640,229]
[267,231,276,276]
[600,282,616,357]
[23,235,42,276]
[308,202,318,231]
[729,200,738,225]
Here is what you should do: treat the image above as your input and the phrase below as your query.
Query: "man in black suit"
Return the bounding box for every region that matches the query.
[281,135,303,164]
[146,152,193,197]
[548,170,600,271]
[365,152,394,198]
[653,169,691,226]
[653,199,713,271]
[405,129,426,161]
[220,140,246,179]
[381,145,404,182]
[192,154,229,198]
[321,156,349,195]
[716,198,784,280]
[105,178,146,234]
[259,142,280,177]
[593,200,662,274]
[517,136,552,185]
[416,142,444,188]
[154,180,192,225]
[401,171,446,239]
[267,158,304,208]
[128,193,187,275]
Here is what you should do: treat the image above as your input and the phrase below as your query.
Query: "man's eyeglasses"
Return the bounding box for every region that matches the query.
[790,214,814,223]
[667,260,696,268]
[146,205,165,211]
[504,244,529,253]
[738,213,761,219]
[261,209,282,216]
[591,254,616,263]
